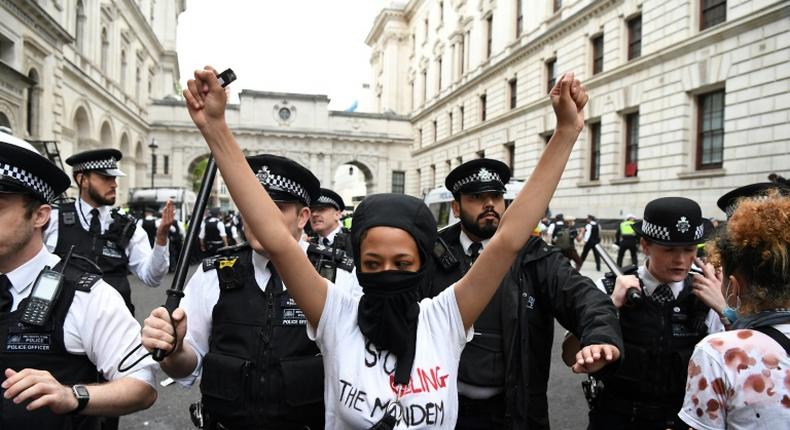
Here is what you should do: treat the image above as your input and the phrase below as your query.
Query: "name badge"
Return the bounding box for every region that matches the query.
[6,333,53,352]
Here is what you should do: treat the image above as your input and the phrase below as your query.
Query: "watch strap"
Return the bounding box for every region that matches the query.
[71,385,89,414]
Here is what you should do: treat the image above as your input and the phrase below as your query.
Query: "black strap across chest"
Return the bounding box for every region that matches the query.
[752,326,790,355]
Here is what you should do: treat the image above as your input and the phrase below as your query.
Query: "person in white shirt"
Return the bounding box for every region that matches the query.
[578,214,602,271]
[44,149,172,315]
[175,66,604,428]
[0,130,156,429]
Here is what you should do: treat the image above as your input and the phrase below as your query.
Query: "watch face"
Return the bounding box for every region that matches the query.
[278,107,291,120]
[74,385,90,398]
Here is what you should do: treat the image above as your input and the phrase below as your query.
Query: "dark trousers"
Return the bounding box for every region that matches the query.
[616,238,638,267]
[456,393,506,430]
[579,241,601,271]
[588,407,687,430]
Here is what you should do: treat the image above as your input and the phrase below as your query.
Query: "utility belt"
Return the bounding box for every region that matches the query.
[596,393,679,422]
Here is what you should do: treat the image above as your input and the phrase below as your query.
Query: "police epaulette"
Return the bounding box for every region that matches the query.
[75,273,101,292]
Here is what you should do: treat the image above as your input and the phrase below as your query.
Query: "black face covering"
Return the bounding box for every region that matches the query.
[351,194,437,386]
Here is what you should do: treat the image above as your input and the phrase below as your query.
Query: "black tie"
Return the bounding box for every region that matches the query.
[265,262,283,295]
[0,275,13,313]
[89,208,101,236]
[323,237,331,247]
[468,242,483,265]
[652,283,674,305]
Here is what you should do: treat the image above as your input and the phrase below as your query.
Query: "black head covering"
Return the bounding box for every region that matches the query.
[445,158,511,199]
[66,148,125,177]
[0,131,70,203]
[633,197,710,246]
[312,188,345,211]
[351,193,436,386]
[246,154,320,207]
[717,182,790,219]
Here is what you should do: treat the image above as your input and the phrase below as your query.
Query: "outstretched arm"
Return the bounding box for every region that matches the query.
[183,67,326,327]
[454,72,588,330]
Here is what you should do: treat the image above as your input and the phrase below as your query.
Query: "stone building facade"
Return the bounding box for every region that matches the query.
[0,0,184,204]
[366,0,790,218]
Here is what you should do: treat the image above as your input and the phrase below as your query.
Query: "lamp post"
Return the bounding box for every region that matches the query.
[148,138,158,188]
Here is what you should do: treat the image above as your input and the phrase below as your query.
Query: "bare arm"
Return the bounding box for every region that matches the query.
[183,68,326,327]
[455,73,588,330]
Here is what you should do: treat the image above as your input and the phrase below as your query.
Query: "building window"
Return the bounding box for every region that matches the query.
[590,122,601,180]
[509,78,517,109]
[26,70,39,137]
[100,28,109,73]
[627,16,642,60]
[424,18,429,40]
[75,0,86,52]
[485,16,493,59]
[480,94,487,122]
[148,70,154,98]
[448,111,453,135]
[697,90,725,170]
[433,119,438,143]
[135,64,142,102]
[516,0,523,37]
[418,128,423,147]
[409,81,415,110]
[701,0,726,30]
[460,106,465,130]
[411,33,416,53]
[439,1,444,24]
[421,70,427,104]
[546,58,557,92]
[592,35,604,75]
[392,171,405,194]
[505,142,515,175]
[464,31,470,73]
[163,155,170,175]
[437,57,442,91]
[150,0,155,22]
[120,50,127,90]
[554,0,562,13]
[624,112,639,177]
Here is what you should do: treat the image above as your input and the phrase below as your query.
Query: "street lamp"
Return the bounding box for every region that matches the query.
[148,138,158,188]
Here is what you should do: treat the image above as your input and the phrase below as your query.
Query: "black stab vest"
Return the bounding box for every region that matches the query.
[203,219,222,243]
[605,276,710,408]
[200,248,324,430]
[141,219,157,247]
[54,203,133,314]
[0,262,101,429]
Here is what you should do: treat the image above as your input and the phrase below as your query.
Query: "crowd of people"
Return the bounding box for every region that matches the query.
[0,66,786,430]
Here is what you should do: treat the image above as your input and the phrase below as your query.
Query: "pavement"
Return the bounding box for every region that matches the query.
[119,252,629,430]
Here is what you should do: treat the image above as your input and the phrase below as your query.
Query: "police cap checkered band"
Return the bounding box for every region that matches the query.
[445,158,511,196]
[71,157,119,173]
[256,166,312,206]
[0,162,56,203]
[451,168,503,193]
[640,219,671,242]
[317,195,341,209]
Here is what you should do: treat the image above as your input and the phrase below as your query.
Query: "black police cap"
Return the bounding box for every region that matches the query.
[313,188,345,211]
[717,182,790,219]
[246,154,320,207]
[445,158,511,198]
[633,197,710,247]
[0,131,70,204]
[66,149,125,177]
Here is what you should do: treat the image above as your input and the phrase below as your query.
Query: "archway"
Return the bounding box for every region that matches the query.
[134,140,145,188]
[332,160,374,208]
[72,106,91,151]
[100,121,113,147]
[0,112,10,129]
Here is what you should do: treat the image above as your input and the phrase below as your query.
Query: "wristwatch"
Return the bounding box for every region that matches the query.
[71,385,90,414]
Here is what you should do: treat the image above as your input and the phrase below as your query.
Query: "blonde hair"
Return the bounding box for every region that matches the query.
[706,191,790,313]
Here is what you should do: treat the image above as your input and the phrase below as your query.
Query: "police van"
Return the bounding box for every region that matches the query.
[424,179,526,229]
[127,187,196,224]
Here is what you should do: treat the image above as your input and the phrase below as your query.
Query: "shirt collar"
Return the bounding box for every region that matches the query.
[322,224,343,244]
[459,229,490,256]
[639,262,685,296]
[78,196,110,222]
[3,246,61,294]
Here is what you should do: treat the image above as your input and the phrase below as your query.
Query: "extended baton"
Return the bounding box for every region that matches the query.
[594,243,642,305]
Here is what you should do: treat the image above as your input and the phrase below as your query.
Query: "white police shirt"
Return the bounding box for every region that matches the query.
[2,246,156,385]
[319,223,344,246]
[198,216,227,240]
[174,240,359,386]
[45,198,169,288]
[308,281,473,429]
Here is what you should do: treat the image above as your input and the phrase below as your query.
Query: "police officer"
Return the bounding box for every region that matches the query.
[0,131,156,428]
[578,214,601,271]
[141,154,355,430]
[138,206,159,247]
[587,197,725,430]
[717,182,790,220]
[45,149,172,315]
[429,158,623,429]
[615,213,638,267]
[309,188,353,256]
[199,207,227,255]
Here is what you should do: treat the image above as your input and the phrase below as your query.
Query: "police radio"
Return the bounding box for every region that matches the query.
[21,247,74,326]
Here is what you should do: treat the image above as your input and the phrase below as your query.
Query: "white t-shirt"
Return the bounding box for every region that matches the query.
[308,282,472,429]
[678,324,790,430]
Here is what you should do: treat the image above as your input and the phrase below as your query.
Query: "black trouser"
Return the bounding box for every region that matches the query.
[579,241,601,271]
[616,237,638,267]
[456,393,506,430]
[588,394,686,430]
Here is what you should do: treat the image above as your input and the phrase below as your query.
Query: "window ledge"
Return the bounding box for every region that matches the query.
[610,176,639,185]
[577,180,601,188]
[677,168,726,179]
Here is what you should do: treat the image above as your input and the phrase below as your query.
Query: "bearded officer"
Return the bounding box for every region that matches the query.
[586,197,725,430]
[429,158,623,429]
[141,154,355,430]
[309,188,353,256]
[44,149,172,315]
[0,131,156,428]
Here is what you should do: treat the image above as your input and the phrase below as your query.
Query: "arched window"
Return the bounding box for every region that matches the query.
[26,69,39,137]
[75,0,86,52]
[100,28,109,73]
[0,112,11,129]
[120,50,127,90]
[135,64,141,102]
